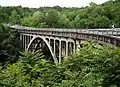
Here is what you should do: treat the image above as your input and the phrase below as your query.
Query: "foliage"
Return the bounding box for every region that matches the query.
[9,9,20,24]
[0,41,120,87]
[0,24,21,66]
[1,0,120,86]
[0,1,120,28]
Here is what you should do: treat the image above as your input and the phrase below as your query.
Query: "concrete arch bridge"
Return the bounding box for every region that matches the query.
[11,26,120,64]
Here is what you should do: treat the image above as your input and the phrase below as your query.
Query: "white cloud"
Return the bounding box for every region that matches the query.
[0,0,108,8]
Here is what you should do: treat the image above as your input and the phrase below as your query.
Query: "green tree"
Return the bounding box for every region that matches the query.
[45,9,60,27]
[32,11,46,27]
[89,2,97,7]
[0,24,21,66]
[58,14,70,28]
[9,9,20,24]
[21,16,33,27]
[94,16,110,28]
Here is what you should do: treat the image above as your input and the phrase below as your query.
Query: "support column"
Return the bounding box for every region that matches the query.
[20,34,22,41]
[22,35,25,49]
[28,36,30,44]
[66,41,68,56]
[73,41,76,53]
[25,35,27,50]
[26,35,29,47]
[69,42,72,54]
[103,36,105,42]
[76,40,80,50]
[59,40,61,63]
[63,42,66,56]
[108,38,111,44]
[114,39,117,46]
[54,39,56,58]
[20,34,23,49]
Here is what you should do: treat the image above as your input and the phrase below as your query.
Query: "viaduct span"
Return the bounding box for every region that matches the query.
[11,26,120,64]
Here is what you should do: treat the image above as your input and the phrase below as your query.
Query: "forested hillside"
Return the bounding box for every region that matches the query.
[0,0,120,28]
[1,0,120,87]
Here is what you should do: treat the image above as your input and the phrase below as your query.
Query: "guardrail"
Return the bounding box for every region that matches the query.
[10,25,120,36]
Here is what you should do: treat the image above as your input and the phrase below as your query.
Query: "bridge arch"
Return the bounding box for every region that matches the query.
[27,36,58,64]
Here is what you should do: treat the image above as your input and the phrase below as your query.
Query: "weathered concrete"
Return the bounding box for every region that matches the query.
[11,26,120,64]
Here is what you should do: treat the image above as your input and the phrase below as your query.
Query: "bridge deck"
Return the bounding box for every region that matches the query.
[11,25,120,47]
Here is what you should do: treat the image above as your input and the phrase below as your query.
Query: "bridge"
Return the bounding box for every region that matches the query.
[11,26,120,64]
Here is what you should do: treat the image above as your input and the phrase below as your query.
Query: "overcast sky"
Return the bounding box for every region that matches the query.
[0,0,108,8]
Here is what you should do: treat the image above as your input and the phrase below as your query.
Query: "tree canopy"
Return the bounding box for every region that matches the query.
[0,1,120,28]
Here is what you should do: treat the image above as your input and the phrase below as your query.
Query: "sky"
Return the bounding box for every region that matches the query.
[0,0,108,8]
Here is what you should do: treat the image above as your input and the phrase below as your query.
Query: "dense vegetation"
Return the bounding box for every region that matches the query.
[1,41,120,87]
[0,0,120,28]
[1,0,120,87]
[0,24,21,66]
[0,24,120,87]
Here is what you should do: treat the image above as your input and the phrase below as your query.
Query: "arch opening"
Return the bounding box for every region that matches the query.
[27,36,58,64]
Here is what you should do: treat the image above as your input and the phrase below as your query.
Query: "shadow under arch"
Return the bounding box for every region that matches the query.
[27,36,58,64]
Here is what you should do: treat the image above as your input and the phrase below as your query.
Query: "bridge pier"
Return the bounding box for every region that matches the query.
[24,35,27,50]
[66,41,68,57]
[59,40,61,63]
[76,40,81,50]
[23,35,25,49]
[54,39,56,58]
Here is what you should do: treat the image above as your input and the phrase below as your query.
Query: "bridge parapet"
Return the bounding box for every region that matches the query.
[11,25,120,35]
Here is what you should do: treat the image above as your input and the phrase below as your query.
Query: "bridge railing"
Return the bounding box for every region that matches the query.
[11,25,120,36]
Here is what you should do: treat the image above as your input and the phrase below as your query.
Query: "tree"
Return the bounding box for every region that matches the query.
[0,24,21,66]
[9,10,20,24]
[115,0,120,2]
[45,9,60,27]
[21,16,33,27]
[32,11,46,27]
[58,14,70,28]
[93,16,110,28]
[89,2,97,7]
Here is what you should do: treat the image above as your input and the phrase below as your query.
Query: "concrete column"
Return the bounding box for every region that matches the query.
[20,34,23,49]
[22,35,25,49]
[59,40,61,63]
[25,35,29,50]
[20,34,22,41]
[73,41,76,53]
[102,36,105,42]
[28,36,30,44]
[27,36,30,45]
[66,41,68,56]
[25,35,26,50]
[54,39,56,57]
[108,38,111,43]
[76,40,80,50]
[63,42,66,56]
[96,35,99,41]
[26,35,28,49]
[69,42,72,54]
[114,39,117,46]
